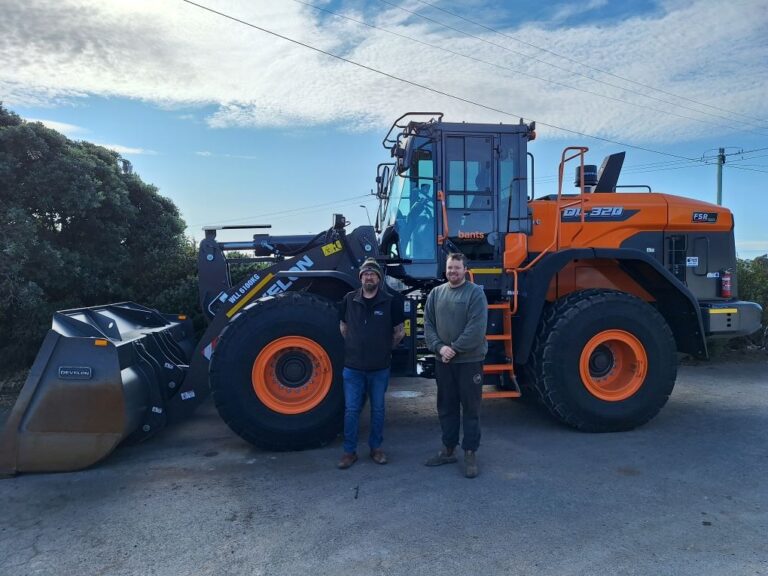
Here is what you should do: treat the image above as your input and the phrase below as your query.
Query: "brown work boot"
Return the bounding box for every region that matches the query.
[425,447,458,466]
[370,448,388,465]
[337,452,358,469]
[464,450,478,478]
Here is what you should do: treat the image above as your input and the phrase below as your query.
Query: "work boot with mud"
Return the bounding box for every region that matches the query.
[425,447,457,466]
[464,450,478,478]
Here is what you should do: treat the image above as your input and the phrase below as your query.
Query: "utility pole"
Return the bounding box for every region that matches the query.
[716,147,725,206]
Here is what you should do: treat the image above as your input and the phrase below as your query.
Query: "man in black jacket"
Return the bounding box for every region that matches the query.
[337,258,405,469]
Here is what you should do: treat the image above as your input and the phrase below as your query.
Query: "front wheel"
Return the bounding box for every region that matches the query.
[210,292,344,450]
[528,290,677,432]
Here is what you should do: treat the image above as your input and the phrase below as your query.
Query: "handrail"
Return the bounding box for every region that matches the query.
[436,190,449,245]
[382,112,444,150]
[518,146,588,273]
[509,269,519,315]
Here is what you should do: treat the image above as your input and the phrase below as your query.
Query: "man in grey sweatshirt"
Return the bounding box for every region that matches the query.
[423,252,488,478]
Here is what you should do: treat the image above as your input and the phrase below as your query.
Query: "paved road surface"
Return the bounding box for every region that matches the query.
[1,360,766,576]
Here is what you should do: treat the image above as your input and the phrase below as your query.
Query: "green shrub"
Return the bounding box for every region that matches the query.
[737,256,768,324]
[0,104,198,370]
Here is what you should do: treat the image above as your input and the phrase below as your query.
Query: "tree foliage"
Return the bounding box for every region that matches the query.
[737,255,768,340]
[0,104,198,369]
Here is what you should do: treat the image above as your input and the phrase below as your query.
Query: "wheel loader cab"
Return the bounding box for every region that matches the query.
[377,114,534,280]
[378,132,439,279]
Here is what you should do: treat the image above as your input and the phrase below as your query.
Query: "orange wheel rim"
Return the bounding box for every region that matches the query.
[252,336,333,414]
[579,330,647,402]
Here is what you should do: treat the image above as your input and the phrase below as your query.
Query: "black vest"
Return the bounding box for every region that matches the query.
[341,288,395,371]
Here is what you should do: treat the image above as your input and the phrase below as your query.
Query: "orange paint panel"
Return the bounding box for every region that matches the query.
[546,260,654,302]
[529,193,669,252]
[665,195,732,231]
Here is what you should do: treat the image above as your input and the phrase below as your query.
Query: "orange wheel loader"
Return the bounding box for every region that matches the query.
[1,113,761,475]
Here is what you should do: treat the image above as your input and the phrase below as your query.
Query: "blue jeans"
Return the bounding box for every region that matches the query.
[342,367,390,454]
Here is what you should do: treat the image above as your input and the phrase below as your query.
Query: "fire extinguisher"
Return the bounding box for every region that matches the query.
[720,269,733,298]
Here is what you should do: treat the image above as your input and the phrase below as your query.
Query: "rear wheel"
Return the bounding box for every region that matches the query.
[528,290,677,431]
[210,292,344,450]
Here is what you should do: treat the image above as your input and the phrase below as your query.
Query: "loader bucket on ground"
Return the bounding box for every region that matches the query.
[0,303,196,476]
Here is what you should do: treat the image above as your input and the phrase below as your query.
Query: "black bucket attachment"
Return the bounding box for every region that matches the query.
[0,302,198,475]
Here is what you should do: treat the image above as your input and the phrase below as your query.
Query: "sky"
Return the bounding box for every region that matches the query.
[2,0,767,257]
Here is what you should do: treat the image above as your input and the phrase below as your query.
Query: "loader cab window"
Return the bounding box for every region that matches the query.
[445,135,495,260]
[446,136,493,210]
[385,136,435,261]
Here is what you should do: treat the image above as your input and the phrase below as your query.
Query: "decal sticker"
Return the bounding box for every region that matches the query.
[225,273,275,318]
[321,241,343,256]
[457,231,485,240]
[264,255,315,297]
[151,406,164,414]
[692,212,718,223]
[181,391,196,400]
[706,272,721,278]
[686,257,699,267]
[404,301,411,313]
[404,319,411,336]
[472,373,482,385]
[561,206,639,222]
[58,366,92,380]
[226,272,262,306]
[646,247,656,253]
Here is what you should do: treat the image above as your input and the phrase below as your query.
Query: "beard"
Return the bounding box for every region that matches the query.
[363,281,377,292]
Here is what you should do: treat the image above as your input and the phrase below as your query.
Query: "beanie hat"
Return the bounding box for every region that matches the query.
[359,258,383,280]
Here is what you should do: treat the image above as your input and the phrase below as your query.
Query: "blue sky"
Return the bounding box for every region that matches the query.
[2,0,767,257]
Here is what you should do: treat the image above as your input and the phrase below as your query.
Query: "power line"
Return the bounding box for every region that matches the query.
[189,193,371,227]
[180,0,700,162]
[408,0,768,128]
[535,157,712,184]
[724,164,768,174]
[731,146,768,155]
[375,0,768,135]
[622,157,713,171]
[723,153,768,165]
[292,0,760,135]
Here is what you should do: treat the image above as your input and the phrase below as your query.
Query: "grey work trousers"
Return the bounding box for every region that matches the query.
[434,360,484,452]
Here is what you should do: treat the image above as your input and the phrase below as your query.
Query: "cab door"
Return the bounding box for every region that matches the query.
[443,133,497,261]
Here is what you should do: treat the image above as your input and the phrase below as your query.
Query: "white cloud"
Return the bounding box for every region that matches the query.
[25,118,87,137]
[1,0,767,142]
[194,149,260,160]
[96,143,157,155]
[551,0,609,23]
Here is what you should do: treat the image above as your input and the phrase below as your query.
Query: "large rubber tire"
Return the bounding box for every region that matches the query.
[527,289,677,432]
[209,292,344,450]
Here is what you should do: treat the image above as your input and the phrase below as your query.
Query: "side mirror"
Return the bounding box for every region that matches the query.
[376,164,392,199]
[395,136,414,175]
